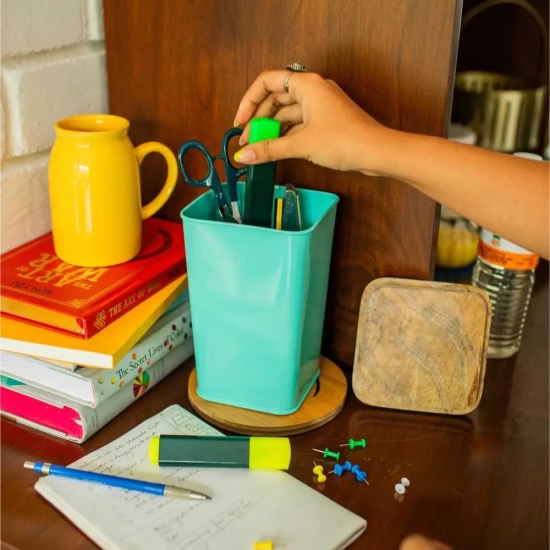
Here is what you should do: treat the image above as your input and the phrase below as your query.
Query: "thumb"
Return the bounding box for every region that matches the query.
[234,135,296,165]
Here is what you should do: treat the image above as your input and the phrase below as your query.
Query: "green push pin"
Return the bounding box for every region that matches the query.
[339,438,367,450]
[312,447,341,460]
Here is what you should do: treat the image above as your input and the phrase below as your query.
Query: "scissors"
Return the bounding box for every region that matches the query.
[178,128,247,223]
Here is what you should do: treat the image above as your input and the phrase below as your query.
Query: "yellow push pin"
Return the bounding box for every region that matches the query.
[313,465,324,477]
[312,464,326,483]
[253,540,273,550]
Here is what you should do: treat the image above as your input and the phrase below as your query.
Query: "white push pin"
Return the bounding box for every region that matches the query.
[401,477,410,487]
[395,483,406,495]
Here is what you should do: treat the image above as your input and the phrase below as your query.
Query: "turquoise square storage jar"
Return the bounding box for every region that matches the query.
[181,182,338,415]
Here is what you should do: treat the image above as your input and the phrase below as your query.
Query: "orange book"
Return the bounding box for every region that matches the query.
[0,275,188,368]
[1,217,186,339]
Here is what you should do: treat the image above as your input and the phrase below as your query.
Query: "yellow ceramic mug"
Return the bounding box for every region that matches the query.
[48,114,178,267]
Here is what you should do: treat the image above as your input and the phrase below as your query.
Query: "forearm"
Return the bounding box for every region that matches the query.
[370,129,550,259]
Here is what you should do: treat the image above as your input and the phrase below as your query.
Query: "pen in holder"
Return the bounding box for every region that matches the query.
[181,181,338,415]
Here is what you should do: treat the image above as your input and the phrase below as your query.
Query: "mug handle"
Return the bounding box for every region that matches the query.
[134,142,178,219]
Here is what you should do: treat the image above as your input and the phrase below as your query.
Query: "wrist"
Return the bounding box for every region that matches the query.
[357,125,406,178]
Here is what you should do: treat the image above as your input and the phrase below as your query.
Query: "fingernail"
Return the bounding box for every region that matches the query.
[234,148,256,163]
[238,136,244,146]
[233,119,240,127]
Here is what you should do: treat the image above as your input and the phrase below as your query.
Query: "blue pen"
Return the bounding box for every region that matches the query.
[24,461,211,500]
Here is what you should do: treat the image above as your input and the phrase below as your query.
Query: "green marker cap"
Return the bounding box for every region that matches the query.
[249,117,281,143]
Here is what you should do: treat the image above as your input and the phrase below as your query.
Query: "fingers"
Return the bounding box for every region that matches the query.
[234,70,310,126]
[249,92,296,122]
[400,534,452,550]
[240,104,303,145]
[234,70,291,126]
[239,94,297,144]
[274,104,303,126]
[234,134,300,165]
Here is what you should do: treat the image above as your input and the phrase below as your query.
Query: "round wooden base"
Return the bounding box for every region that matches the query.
[187,356,347,436]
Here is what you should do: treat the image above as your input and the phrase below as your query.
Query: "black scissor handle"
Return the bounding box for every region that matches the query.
[177,140,216,188]
[221,128,243,170]
[221,128,248,202]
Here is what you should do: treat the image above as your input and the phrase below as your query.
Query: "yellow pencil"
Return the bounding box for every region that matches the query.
[275,198,283,230]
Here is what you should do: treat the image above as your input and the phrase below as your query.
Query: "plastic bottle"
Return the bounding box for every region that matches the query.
[471,152,543,359]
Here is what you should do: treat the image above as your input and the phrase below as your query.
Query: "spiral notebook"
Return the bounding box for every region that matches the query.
[34,405,367,550]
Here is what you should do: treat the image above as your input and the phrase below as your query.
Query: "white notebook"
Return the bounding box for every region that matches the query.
[34,405,367,550]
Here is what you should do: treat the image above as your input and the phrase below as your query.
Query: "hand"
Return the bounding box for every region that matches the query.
[400,534,453,550]
[233,70,390,175]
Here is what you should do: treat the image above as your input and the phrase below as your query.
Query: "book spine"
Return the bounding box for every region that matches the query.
[88,302,192,406]
[0,339,193,443]
[78,339,193,442]
[81,261,187,338]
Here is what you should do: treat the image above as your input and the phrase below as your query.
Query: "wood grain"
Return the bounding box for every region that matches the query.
[353,278,491,415]
[1,263,548,550]
[188,356,347,435]
[102,0,462,366]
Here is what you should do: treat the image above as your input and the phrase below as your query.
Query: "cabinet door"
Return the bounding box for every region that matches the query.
[104,0,461,366]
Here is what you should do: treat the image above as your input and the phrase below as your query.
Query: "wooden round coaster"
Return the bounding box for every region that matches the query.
[188,356,347,436]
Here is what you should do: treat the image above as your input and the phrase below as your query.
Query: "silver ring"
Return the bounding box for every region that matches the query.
[284,62,306,93]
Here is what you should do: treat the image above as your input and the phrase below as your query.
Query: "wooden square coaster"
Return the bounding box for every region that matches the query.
[352,278,491,415]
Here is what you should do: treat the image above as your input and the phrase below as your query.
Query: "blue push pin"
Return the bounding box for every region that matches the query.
[343,461,352,471]
[329,464,344,476]
[351,464,369,485]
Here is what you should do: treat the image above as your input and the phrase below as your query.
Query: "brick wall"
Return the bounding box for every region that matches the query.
[1,0,109,253]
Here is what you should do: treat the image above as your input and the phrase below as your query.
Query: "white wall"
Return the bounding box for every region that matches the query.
[1,0,109,253]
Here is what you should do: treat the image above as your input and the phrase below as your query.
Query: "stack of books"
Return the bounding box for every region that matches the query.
[0,217,192,443]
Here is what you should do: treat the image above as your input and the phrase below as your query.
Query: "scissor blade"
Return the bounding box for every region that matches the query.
[231,202,242,224]
[220,204,240,224]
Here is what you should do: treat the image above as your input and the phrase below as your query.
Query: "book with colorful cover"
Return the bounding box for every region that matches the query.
[12,288,191,373]
[0,337,194,443]
[0,302,192,407]
[0,275,187,368]
[0,217,186,339]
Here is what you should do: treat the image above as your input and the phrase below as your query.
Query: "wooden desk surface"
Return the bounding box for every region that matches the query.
[2,266,548,550]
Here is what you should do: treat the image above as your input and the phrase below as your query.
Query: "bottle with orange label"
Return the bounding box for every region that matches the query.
[472,152,542,359]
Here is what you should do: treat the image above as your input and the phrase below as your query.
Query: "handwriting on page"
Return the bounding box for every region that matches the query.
[42,405,267,549]
[149,493,262,549]
[36,405,365,550]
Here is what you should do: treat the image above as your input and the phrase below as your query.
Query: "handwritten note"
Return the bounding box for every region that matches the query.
[35,405,366,550]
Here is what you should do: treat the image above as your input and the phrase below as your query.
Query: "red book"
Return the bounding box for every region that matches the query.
[0,217,186,339]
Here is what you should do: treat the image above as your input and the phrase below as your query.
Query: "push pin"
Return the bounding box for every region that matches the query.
[395,483,406,495]
[313,464,324,476]
[356,470,369,484]
[351,465,369,484]
[329,463,344,476]
[329,461,353,476]
[313,464,326,483]
[394,477,410,495]
[253,540,273,550]
[313,447,340,461]
[340,438,367,450]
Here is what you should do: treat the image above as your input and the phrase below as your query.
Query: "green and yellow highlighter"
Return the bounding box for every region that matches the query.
[148,435,291,470]
[241,117,281,227]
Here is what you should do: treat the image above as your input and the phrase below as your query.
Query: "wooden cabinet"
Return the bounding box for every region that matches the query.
[103,0,461,366]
